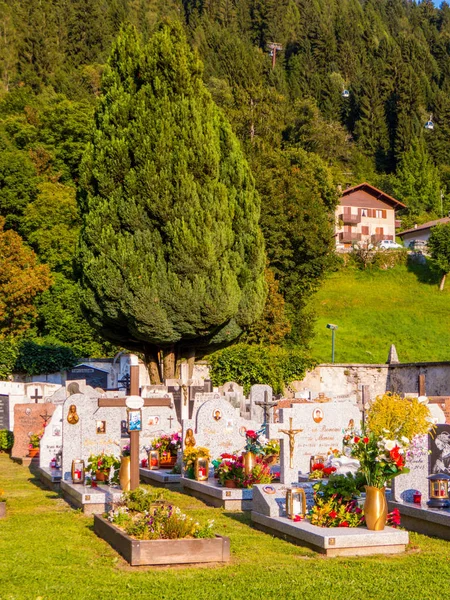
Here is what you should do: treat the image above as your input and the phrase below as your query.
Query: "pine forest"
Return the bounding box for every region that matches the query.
[0,0,449,377]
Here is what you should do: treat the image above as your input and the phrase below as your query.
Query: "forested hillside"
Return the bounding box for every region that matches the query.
[1,0,449,371]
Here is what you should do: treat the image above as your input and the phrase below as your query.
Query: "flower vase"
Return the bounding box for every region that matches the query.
[119,456,131,491]
[28,448,39,458]
[364,486,388,531]
[224,479,237,488]
[243,452,256,476]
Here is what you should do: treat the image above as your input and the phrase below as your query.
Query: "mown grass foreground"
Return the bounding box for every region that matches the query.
[309,262,450,364]
[0,455,449,600]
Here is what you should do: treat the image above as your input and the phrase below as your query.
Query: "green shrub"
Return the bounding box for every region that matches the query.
[0,338,19,380]
[208,343,315,395]
[0,430,14,451]
[14,340,77,375]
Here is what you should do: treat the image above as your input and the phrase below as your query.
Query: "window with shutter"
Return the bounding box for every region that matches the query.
[361,226,369,235]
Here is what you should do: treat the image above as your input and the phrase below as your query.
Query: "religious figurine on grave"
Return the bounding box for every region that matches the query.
[279,418,303,469]
[67,404,79,425]
[185,428,196,447]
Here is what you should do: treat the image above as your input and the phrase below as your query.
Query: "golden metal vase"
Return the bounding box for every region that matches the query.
[243,452,256,476]
[364,485,388,531]
[119,456,131,492]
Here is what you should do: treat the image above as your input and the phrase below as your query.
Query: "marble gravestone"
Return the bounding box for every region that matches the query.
[182,397,262,461]
[268,401,361,484]
[0,395,9,430]
[61,385,180,481]
[249,384,273,422]
[391,435,429,503]
[391,405,447,503]
[11,403,57,458]
[39,405,64,468]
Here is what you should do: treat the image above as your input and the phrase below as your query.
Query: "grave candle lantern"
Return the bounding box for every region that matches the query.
[427,473,450,509]
[195,457,209,481]
[148,450,160,470]
[286,488,306,519]
[71,459,85,484]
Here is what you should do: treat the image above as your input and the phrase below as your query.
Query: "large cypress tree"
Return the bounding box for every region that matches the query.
[77,21,266,381]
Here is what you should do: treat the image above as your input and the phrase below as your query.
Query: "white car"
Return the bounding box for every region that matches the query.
[377,240,403,250]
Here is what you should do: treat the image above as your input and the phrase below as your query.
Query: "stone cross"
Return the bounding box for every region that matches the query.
[31,388,43,403]
[168,415,174,428]
[279,417,303,469]
[98,366,172,490]
[255,391,278,435]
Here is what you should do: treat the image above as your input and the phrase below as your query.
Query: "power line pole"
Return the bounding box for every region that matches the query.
[267,42,283,69]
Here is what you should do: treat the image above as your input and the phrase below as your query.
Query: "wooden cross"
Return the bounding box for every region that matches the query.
[279,417,303,469]
[416,374,450,403]
[31,388,43,403]
[98,366,172,490]
[255,391,278,435]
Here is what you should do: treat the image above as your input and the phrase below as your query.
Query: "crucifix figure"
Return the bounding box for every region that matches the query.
[255,391,278,435]
[279,417,303,469]
[117,373,131,395]
[31,388,43,403]
[40,410,52,428]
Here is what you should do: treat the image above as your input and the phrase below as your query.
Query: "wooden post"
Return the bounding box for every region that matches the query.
[419,374,426,397]
[130,365,140,491]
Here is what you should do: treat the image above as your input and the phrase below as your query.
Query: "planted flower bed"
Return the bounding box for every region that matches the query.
[94,488,230,566]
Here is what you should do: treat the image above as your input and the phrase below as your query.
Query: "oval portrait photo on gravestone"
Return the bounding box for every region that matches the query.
[312,408,324,423]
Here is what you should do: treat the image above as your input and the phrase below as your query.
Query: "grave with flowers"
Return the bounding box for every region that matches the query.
[179,396,276,510]
[388,401,450,540]
[249,394,439,556]
[139,432,183,487]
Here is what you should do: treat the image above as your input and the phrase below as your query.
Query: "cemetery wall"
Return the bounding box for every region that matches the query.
[297,362,450,401]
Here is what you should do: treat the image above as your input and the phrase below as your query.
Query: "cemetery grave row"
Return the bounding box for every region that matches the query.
[3,365,450,564]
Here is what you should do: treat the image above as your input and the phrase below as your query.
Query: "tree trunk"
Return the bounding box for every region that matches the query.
[440,273,447,291]
[144,347,162,385]
[186,347,196,380]
[163,345,176,381]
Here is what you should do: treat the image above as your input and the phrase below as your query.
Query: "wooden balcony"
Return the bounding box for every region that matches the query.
[339,213,361,225]
[339,232,362,243]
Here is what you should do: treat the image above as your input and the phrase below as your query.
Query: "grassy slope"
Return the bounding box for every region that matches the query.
[1,455,450,600]
[308,262,450,364]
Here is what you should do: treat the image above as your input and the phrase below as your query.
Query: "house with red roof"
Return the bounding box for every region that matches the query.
[335,183,406,250]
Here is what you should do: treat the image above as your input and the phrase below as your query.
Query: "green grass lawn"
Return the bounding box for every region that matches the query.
[308,262,450,364]
[1,454,450,600]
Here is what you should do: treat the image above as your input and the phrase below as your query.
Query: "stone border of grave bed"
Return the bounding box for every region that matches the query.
[93,515,231,566]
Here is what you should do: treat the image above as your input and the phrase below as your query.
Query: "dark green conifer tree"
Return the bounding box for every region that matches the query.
[77,22,266,380]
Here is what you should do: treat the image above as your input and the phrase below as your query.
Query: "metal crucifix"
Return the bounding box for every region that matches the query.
[255,391,278,436]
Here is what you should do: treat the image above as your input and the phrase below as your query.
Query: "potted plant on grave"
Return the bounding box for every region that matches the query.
[0,489,6,518]
[215,454,246,488]
[150,433,182,468]
[214,454,273,488]
[0,430,14,454]
[262,439,280,465]
[243,428,266,475]
[183,446,211,479]
[28,432,43,458]
[344,393,435,531]
[87,453,120,485]
[94,487,229,566]
[308,462,337,480]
